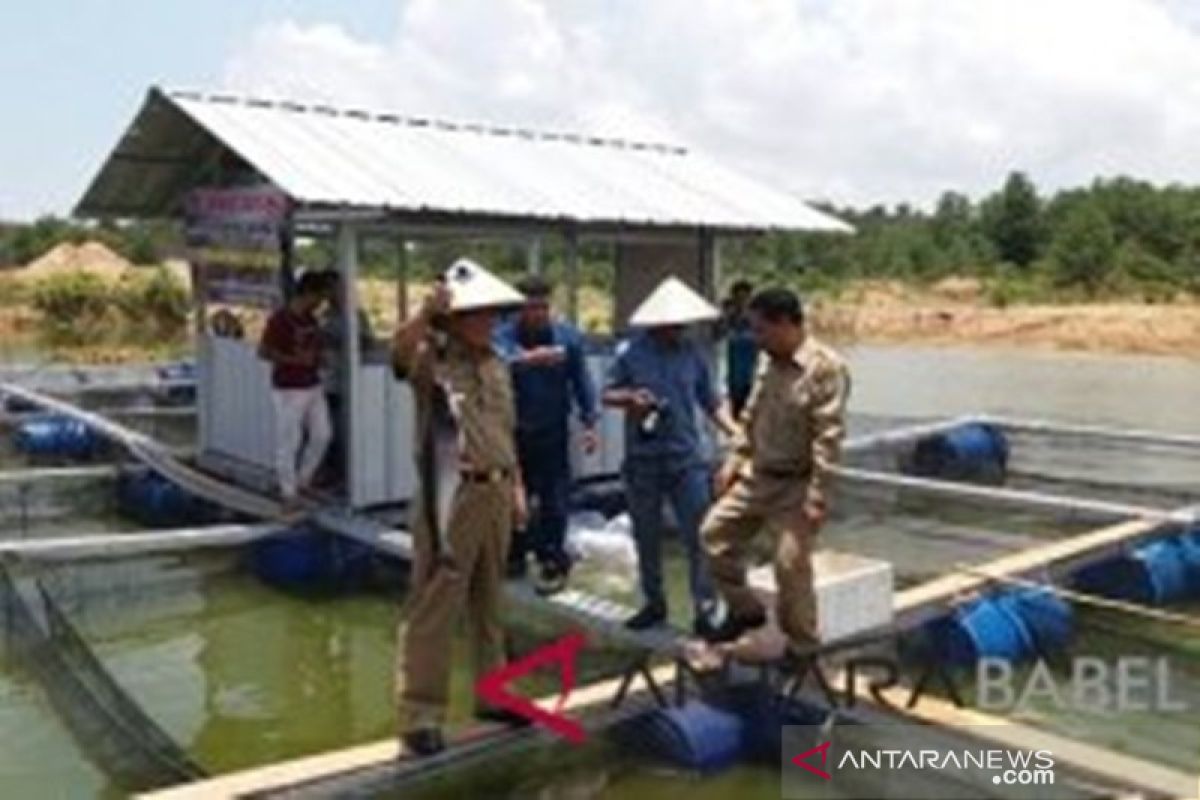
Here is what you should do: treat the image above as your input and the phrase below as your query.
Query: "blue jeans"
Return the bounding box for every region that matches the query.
[513,431,571,570]
[623,456,717,614]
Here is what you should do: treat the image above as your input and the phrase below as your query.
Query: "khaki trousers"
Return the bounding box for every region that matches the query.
[701,475,818,646]
[396,479,512,729]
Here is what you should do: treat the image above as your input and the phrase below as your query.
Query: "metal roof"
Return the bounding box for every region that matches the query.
[77,87,850,233]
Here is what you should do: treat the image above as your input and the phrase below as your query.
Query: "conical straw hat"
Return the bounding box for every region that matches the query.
[442,258,524,312]
[629,276,719,327]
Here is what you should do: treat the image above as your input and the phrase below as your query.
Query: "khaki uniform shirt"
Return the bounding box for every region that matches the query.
[395,335,517,472]
[732,336,850,507]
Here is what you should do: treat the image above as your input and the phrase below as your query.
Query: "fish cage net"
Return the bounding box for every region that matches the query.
[824,485,1098,590]
[833,417,1200,586]
[0,559,205,792]
[0,472,118,533]
[1002,424,1200,509]
[846,417,1200,512]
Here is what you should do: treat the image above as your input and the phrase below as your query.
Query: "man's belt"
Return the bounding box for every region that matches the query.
[459,467,513,484]
[754,465,809,480]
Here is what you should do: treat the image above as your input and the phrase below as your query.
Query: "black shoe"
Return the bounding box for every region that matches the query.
[692,613,719,639]
[474,706,532,728]
[533,561,568,596]
[692,600,724,638]
[401,727,445,757]
[625,604,667,631]
[700,608,768,644]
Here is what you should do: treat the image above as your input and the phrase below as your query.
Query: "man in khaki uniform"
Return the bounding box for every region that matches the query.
[391,258,528,756]
[700,287,850,654]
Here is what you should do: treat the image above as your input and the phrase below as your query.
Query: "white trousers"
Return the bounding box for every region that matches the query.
[272,387,332,499]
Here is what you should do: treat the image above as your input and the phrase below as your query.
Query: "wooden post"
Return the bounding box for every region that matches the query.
[338,223,361,507]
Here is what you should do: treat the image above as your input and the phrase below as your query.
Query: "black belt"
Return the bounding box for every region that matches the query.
[459,467,513,484]
[755,466,807,479]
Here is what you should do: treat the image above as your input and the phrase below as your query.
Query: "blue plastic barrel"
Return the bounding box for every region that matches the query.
[116,468,216,528]
[1072,538,1192,605]
[250,526,373,592]
[14,415,104,460]
[994,587,1074,654]
[1176,530,1200,592]
[933,595,1035,666]
[908,423,1009,481]
[616,701,747,773]
[157,361,197,403]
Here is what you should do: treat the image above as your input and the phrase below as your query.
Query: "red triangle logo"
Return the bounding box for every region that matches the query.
[475,630,588,744]
[792,740,833,780]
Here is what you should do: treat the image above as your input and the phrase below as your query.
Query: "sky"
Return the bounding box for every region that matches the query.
[5,0,1200,221]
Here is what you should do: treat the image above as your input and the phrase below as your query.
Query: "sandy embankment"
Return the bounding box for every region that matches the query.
[809,278,1200,357]
[4,264,1199,360]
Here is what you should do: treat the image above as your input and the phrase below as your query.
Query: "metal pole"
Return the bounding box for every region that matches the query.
[565,228,580,325]
[527,236,542,275]
[699,228,716,301]
[338,223,361,508]
[397,237,410,323]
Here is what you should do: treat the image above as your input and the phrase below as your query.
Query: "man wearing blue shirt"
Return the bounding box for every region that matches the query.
[718,280,759,419]
[603,277,738,632]
[496,276,599,595]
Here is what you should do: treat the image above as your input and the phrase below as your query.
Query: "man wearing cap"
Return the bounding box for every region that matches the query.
[603,276,738,633]
[700,287,850,657]
[495,275,599,595]
[391,259,529,756]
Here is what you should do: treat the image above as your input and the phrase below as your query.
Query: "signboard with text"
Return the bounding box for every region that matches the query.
[185,187,290,308]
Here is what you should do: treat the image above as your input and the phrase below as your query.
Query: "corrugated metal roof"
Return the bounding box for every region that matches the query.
[77,87,850,233]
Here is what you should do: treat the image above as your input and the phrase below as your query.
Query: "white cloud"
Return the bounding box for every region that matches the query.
[222,0,1200,207]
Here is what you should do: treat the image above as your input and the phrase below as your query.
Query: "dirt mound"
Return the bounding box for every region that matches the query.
[18,241,133,284]
[931,275,983,303]
[843,280,913,308]
[162,258,193,291]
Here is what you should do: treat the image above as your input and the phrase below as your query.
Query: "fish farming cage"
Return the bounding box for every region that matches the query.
[0,539,652,796]
[236,674,1155,800]
[895,574,1200,778]
[0,469,122,538]
[0,557,208,793]
[844,416,1200,511]
[828,416,1200,588]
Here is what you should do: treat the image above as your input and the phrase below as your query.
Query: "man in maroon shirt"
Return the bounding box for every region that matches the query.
[258,271,332,510]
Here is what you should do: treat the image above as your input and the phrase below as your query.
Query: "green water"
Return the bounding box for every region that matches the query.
[2,344,1200,797]
[0,665,109,798]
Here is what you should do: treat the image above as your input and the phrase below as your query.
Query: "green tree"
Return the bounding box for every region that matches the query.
[982,172,1044,267]
[1049,203,1116,293]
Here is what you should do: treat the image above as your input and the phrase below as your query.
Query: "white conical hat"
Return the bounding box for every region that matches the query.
[442,258,524,312]
[629,276,719,327]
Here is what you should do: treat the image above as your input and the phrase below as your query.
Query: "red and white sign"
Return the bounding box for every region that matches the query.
[186,187,290,308]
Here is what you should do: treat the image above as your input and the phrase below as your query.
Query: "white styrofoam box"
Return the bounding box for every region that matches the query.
[747,549,894,645]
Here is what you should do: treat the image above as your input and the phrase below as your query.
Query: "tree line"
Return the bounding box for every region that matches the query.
[756,171,1200,302]
[6,171,1200,303]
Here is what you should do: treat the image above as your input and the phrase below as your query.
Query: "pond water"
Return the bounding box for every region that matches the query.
[1,343,1198,798]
